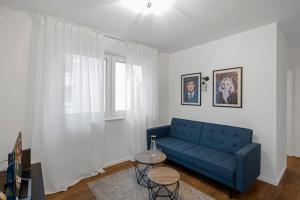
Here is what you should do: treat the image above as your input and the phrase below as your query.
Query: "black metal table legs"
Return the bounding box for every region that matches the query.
[134,160,179,200]
[134,161,153,188]
[148,181,180,200]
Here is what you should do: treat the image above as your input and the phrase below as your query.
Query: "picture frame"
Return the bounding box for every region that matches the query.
[213,67,243,108]
[181,73,202,106]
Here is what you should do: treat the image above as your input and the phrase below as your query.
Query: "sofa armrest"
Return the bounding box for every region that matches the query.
[235,143,261,192]
[146,125,170,150]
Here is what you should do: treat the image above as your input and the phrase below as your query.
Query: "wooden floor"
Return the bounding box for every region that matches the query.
[46,156,300,200]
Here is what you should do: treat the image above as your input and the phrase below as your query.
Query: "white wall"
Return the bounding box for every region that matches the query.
[0,6,33,171]
[0,6,130,171]
[293,66,300,157]
[291,48,300,157]
[286,48,299,157]
[286,70,294,156]
[275,25,293,180]
[103,120,130,166]
[169,24,280,184]
[158,53,171,125]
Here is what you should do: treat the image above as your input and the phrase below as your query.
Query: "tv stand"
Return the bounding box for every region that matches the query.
[0,149,45,200]
[18,178,32,200]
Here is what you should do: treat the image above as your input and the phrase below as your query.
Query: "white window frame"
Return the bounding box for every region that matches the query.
[104,54,126,120]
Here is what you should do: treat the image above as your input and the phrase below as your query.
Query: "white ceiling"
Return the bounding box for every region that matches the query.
[1,0,300,53]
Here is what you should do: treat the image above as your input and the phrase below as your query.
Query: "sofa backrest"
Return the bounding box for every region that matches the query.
[170,118,203,144]
[200,123,253,154]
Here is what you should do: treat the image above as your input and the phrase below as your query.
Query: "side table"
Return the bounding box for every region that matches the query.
[134,151,166,188]
[148,167,180,200]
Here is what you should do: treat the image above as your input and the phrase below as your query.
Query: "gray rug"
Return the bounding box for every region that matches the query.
[87,168,215,200]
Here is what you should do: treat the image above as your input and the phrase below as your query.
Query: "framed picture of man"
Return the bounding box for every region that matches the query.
[213,67,243,108]
[181,73,201,106]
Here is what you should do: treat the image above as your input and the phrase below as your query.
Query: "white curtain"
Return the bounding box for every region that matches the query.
[31,15,105,194]
[125,42,159,157]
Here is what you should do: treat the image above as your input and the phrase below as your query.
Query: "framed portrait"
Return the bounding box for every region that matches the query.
[213,67,243,108]
[181,73,201,106]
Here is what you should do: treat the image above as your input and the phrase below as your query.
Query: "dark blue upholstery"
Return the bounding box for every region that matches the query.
[183,146,236,180]
[170,118,203,144]
[235,143,261,192]
[147,118,261,193]
[200,123,253,154]
[157,137,198,152]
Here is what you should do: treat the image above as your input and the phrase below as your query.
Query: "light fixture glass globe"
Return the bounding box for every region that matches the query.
[122,0,173,15]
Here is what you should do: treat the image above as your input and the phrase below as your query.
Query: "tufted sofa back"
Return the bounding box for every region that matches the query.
[169,118,253,154]
[170,118,203,144]
[199,123,253,154]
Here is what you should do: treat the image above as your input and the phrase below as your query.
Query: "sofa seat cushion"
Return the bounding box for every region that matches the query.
[183,145,236,180]
[157,137,198,154]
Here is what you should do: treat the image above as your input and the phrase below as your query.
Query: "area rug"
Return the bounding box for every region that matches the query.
[87,168,215,200]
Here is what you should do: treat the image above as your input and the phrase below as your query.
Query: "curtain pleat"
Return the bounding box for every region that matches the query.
[31,15,105,194]
[125,42,159,157]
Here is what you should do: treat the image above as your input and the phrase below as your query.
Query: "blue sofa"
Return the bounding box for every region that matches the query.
[146,118,261,193]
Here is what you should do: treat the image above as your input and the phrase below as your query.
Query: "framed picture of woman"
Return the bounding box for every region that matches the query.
[213,67,243,108]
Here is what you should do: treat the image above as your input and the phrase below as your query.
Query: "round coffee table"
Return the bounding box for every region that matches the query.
[148,167,180,200]
[134,151,166,188]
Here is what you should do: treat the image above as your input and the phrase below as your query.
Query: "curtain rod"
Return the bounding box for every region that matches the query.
[40,13,127,43]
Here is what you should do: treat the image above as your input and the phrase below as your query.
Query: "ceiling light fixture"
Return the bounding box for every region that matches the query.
[147,0,152,8]
[122,0,172,15]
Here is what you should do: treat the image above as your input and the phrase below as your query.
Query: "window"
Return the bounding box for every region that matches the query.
[64,53,126,118]
[104,54,126,119]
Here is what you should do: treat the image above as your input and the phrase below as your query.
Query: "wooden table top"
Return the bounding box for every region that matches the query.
[135,151,166,165]
[148,167,180,186]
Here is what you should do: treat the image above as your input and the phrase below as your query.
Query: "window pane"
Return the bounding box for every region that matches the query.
[115,62,126,111]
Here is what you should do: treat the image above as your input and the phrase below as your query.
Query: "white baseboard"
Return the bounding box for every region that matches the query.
[286,152,294,157]
[102,156,131,168]
[258,176,277,186]
[258,175,279,186]
[293,153,300,158]
[258,165,286,186]
[275,164,287,185]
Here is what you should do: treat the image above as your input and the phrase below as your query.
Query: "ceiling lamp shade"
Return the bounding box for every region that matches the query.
[122,0,173,15]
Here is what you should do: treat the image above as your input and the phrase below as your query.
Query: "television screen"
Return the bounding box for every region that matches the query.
[14,132,22,198]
